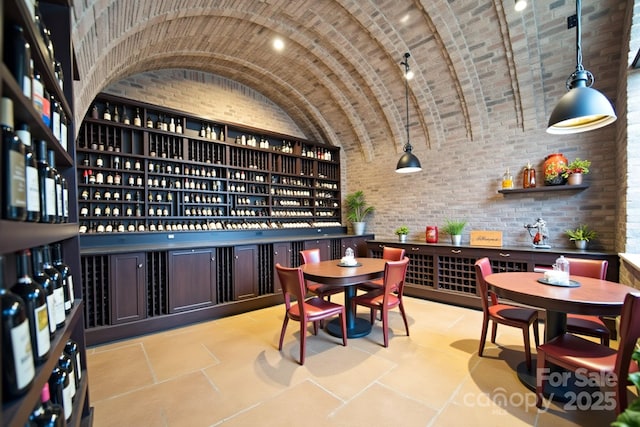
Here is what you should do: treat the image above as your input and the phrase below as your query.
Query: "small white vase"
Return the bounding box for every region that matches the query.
[574,240,587,250]
[399,234,407,243]
[451,235,462,246]
[352,222,366,235]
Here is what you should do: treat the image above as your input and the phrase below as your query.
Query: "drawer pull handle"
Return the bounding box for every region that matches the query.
[137,263,143,268]
[412,247,420,251]
[499,253,510,257]
[451,249,462,254]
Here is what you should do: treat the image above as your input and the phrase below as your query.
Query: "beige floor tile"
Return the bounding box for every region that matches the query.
[87,343,154,402]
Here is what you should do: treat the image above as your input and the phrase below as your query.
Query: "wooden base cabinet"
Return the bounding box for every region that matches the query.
[168,249,217,313]
[110,252,147,324]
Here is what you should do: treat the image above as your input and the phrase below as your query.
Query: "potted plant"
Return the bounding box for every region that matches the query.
[565,224,597,250]
[345,190,375,235]
[561,158,591,185]
[442,219,467,246]
[395,225,409,243]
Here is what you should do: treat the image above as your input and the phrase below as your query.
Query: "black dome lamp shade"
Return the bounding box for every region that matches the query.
[396,52,422,173]
[547,0,616,134]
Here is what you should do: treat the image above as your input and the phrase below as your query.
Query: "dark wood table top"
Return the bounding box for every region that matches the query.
[485,271,639,316]
[300,258,387,286]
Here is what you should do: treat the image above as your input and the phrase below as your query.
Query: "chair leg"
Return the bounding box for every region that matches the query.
[398,300,409,336]
[278,316,289,350]
[299,321,307,365]
[491,322,498,344]
[370,308,375,324]
[602,333,610,347]
[340,312,347,346]
[535,350,546,409]
[533,320,540,347]
[522,327,532,372]
[312,321,319,335]
[381,308,389,348]
[479,316,489,357]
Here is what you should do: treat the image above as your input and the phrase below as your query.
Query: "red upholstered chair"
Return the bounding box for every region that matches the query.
[357,246,406,292]
[564,258,611,345]
[299,249,343,300]
[351,257,410,347]
[275,263,347,365]
[475,257,540,371]
[536,292,640,414]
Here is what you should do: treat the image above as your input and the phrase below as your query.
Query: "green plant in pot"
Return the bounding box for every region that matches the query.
[561,158,591,185]
[565,224,596,250]
[443,219,467,246]
[395,225,409,242]
[345,190,374,235]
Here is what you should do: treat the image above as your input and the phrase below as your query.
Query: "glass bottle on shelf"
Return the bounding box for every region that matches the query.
[134,108,142,126]
[42,245,66,330]
[47,150,63,223]
[122,106,130,125]
[0,255,36,400]
[1,97,27,221]
[16,123,41,222]
[28,382,65,426]
[31,247,57,337]
[103,102,111,121]
[11,249,50,365]
[36,140,57,223]
[501,168,513,190]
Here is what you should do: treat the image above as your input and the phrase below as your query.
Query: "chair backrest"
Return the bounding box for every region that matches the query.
[382,257,410,299]
[275,263,306,312]
[382,246,406,261]
[614,293,640,391]
[564,258,608,280]
[474,257,497,315]
[300,248,321,264]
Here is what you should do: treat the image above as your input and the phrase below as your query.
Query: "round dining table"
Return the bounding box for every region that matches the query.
[300,257,387,338]
[485,271,638,392]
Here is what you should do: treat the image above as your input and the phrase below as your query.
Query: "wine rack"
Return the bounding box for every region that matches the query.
[76,93,343,234]
[1,0,92,425]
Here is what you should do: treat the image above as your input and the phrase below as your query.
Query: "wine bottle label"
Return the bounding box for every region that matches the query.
[32,77,44,115]
[10,318,35,389]
[52,109,60,140]
[75,353,82,379]
[56,183,63,215]
[35,303,50,357]
[9,151,27,208]
[67,275,75,302]
[26,165,40,213]
[63,187,69,218]
[47,293,56,333]
[54,287,65,325]
[60,121,68,151]
[62,382,73,419]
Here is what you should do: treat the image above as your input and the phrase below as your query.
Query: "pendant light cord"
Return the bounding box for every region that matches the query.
[575,0,583,72]
[402,52,411,152]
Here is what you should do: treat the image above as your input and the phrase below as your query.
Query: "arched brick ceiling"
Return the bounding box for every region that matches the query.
[70,0,622,163]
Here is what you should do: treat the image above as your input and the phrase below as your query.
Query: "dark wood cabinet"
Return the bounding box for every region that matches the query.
[110,252,146,324]
[168,249,217,312]
[303,239,332,260]
[272,242,292,292]
[233,245,258,300]
[341,236,369,257]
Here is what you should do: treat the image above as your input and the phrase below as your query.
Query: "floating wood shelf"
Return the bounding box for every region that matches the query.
[498,183,589,194]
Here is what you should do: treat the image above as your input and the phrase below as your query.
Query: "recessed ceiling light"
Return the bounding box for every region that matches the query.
[273,37,285,51]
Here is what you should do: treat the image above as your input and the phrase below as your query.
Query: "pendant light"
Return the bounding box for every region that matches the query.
[396,52,422,173]
[546,0,616,134]
[514,0,527,12]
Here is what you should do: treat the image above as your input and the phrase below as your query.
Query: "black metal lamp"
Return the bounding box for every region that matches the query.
[547,0,616,134]
[396,52,422,173]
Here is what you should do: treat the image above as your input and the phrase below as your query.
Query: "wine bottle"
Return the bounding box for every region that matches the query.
[48,366,72,421]
[64,339,82,388]
[58,352,76,400]
[1,255,36,400]
[47,150,63,223]
[51,95,61,142]
[42,246,65,329]
[103,102,111,120]
[2,97,28,221]
[61,177,69,223]
[33,67,45,117]
[36,140,57,223]
[52,243,74,313]
[11,249,50,364]
[32,247,57,337]
[16,123,41,222]
[29,382,66,427]
[3,24,27,92]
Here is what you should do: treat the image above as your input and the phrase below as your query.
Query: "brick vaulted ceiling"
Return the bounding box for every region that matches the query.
[70,0,626,163]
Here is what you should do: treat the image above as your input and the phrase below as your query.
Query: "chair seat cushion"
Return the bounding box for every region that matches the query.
[352,290,399,308]
[288,297,344,321]
[489,304,537,323]
[307,282,343,296]
[566,314,609,335]
[539,333,618,372]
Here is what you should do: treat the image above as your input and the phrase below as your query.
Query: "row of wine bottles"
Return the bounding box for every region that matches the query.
[1,243,76,402]
[4,20,69,150]
[1,97,69,223]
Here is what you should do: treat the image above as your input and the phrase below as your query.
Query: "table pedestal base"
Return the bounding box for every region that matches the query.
[326,317,372,338]
[516,360,599,403]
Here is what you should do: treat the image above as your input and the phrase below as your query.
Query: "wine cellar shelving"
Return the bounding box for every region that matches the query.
[77,94,342,235]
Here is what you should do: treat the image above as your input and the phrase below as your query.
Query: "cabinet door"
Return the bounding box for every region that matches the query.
[110,252,146,324]
[341,236,370,257]
[303,239,331,260]
[234,245,258,300]
[272,242,291,293]
[168,249,216,312]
